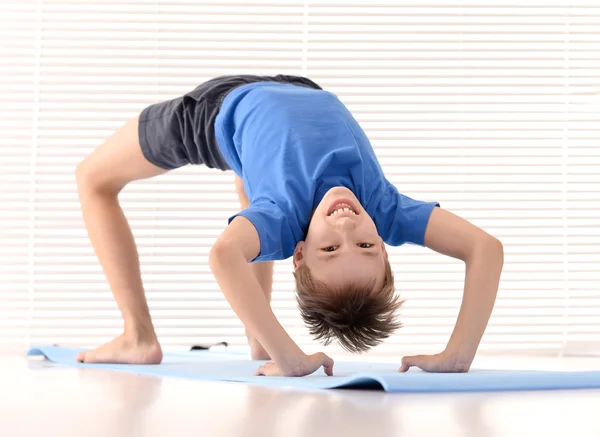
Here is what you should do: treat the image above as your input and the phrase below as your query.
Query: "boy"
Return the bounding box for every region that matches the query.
[75,74,504,376]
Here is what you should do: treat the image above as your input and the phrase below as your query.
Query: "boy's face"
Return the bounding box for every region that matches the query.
[294,186,388,288]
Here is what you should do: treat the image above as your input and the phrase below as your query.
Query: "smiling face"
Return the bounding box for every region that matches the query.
[293,186,388,288]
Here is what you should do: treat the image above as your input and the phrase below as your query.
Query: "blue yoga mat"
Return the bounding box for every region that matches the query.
[27,346,600,393]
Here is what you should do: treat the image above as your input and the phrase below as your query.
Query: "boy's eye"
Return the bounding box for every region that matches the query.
[322,246,337,252]
[358,243,374,248]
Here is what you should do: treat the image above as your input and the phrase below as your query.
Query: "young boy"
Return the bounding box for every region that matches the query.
[75,74,504,376]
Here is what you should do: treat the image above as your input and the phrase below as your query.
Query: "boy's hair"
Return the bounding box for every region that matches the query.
[294,259,402,353]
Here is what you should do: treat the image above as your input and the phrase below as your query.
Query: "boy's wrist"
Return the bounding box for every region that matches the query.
[250,312,306,368]
[275,350,311,375]
[443,340,476,367]
[268,340,306,369]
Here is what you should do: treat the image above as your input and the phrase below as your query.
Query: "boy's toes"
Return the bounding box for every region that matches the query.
[76,352,86,363]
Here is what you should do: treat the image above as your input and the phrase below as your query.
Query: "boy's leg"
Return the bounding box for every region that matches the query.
[234,176,274,360]
[75,114,169,364]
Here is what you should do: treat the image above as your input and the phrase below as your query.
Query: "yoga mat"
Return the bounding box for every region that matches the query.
[27,346,600,393]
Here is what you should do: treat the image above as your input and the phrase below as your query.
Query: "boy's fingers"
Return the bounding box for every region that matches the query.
[254,361,280,376]
[398,358,411,372]
[399,355,423,372]
[321,353,334,367]
[319,353,334,376]
[312,352,333,366]
[254,363,270,376]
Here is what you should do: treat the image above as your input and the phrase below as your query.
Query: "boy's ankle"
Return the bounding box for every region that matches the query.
[123,320,158,344]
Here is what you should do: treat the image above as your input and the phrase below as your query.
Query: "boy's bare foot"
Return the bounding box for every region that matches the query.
[76,333,163,364]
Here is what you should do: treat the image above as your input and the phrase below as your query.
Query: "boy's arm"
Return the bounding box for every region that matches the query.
[399,207,504,373]
[209,215,334,377]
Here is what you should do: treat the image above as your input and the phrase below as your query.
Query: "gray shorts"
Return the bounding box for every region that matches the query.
[138,74,323,171]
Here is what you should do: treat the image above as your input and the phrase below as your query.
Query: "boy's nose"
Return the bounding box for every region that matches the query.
[334,216,356,232]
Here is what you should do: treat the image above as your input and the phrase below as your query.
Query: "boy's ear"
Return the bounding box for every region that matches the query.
[293,241,306,270]
[380,239,388,259]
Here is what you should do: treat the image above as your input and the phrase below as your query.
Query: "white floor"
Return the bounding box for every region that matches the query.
[1,353,600,437]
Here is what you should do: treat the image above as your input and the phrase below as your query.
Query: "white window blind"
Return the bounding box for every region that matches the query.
[1,0,599,357]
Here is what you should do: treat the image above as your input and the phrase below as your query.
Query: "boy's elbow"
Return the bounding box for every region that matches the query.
[489,236,503,254]
[483,235,504,266]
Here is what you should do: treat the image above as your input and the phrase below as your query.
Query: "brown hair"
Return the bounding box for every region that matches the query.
[294,259,403,353]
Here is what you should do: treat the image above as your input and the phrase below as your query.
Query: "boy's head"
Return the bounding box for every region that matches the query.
[293,187,402,353]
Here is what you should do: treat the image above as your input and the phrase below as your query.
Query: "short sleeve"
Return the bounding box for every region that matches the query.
[228,201,296,262]
[374,182,440,246]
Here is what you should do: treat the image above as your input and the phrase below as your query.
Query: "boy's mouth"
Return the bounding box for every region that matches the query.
[327,199,359,217]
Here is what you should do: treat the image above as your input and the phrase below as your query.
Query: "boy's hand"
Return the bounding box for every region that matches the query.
[254,352,334,377]
[398,351,471,373]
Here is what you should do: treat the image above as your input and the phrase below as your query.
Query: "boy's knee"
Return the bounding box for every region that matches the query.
[75,158,91,187]
[76,158,97,190]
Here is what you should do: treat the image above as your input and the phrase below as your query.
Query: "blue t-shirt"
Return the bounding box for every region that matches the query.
[215,82,439,262]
